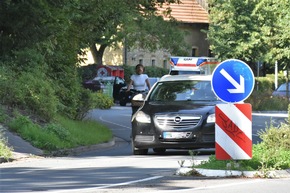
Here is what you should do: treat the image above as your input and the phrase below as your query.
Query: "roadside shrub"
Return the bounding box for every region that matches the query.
[0,65,15,105]
[258,123,290,150]
[17,71,58,120]
[252,141,290,171]
[95,92,114,109]
[255,76,275,92]
[1,69,58,121]
[72,89,114,120]
[74,88,98,120]
[74,89,114,120]
[0,105,8,123]
[246,90,289,111]
[0,133,13,160]
[246,123,290,170]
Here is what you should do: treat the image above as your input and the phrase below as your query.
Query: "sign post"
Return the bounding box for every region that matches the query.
[212,59,254,160]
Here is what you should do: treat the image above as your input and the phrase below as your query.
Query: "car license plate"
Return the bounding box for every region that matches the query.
[163,132,191,139]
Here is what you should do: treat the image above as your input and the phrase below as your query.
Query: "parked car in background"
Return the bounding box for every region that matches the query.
[131,74,223,155]
[83,76,126,102]
[82,79,104,92]
[118,77,160,106]
[272,83,290,98]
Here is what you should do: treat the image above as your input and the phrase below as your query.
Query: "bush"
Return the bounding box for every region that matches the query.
[245,76,289,111]
[0,105,8,123]
[0,68,58,121]
[74,89,114,120]
[94,92,114,109]
[246,121,290,171]
[0,133,13,160]
[246,90,289,111]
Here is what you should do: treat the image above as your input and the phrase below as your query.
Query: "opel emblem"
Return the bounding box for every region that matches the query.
[174,116,182,123]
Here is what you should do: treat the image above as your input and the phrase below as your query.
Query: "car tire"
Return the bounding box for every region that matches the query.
[133,148,148,155]
[153,148,166,154]
[131,139,148,155]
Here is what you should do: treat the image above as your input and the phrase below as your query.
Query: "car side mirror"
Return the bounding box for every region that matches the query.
[132,93,145,101]
[132,93,146,107]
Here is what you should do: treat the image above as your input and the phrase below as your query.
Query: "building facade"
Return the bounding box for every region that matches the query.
[83,0,210,70]
[126,0,210,69]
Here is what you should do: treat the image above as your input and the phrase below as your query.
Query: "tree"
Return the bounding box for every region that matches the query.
[207,0,290,74]
[207,0,265,68]
[0,0,87,119]
[72,0,188,65]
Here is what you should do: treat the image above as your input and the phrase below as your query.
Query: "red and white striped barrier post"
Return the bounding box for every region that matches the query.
[215,103,252,160]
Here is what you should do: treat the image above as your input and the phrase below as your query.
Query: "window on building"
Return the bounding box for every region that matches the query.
[192,48,198,56]
[163,60,167,69]
[151,59,155,67]
[139,59,143,65]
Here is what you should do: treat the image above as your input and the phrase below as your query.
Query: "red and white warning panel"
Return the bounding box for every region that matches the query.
[215,103,252,160]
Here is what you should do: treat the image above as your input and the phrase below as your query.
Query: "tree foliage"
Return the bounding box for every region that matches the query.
[208,0,290,71]
[71,0,188,65]
[0,0,186,120]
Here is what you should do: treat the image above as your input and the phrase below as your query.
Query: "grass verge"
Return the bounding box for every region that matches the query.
[5,114,112,154]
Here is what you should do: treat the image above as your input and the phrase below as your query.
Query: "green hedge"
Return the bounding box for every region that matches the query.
[246,74,289,111]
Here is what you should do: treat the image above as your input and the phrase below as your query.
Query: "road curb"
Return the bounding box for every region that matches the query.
[0,136,116,163]
[176,167,290,178]
[47,137,116,156]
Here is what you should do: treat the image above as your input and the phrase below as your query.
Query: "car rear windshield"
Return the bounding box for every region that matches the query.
[277,83,290,91]
[148,80,218,102]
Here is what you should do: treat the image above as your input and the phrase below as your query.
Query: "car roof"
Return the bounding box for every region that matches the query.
[159,74,212,82]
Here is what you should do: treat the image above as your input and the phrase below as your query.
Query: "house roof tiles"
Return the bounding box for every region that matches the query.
[158,0,209,24]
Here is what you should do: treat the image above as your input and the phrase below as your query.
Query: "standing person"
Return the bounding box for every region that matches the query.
[126,64,151,115]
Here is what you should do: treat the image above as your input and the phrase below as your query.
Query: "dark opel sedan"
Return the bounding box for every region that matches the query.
[131,75,223,155]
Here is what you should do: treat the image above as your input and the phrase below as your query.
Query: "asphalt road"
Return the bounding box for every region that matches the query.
[0,105,289,193]
[87,105,288,147]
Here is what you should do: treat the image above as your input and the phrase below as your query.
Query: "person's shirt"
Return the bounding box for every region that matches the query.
[130,74,149,91]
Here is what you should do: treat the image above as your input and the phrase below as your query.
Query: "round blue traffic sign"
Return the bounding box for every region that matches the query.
[211,59,255,103]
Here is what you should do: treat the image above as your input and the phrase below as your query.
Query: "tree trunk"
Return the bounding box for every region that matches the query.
[90,44,107,66]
